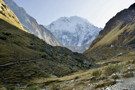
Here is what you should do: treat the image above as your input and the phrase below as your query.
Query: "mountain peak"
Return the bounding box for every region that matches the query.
[57,16,90,24]
[46,16,102,51]
[48,16,97,33]
[129,3,135,9]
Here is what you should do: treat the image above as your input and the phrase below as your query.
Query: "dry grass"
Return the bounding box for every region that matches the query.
[0,0,26,31]
[94,80,116,89]
[0,18,94,89]
[31,58,135,89]
[90,22,124,50]
[97,50,135,65]
[122,72,134,78]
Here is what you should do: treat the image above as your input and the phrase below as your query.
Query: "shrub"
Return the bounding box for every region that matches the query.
[76,58,83,63]
[26,85,40,90]
[131,59,135,64]
[111,74,119,79]
[2,32,11,36]
[122,72,134,78]
[74,76,80,79]
[104,64,123,76]
[41,54,47,58]
[92,70,102,78]
[0,36,7,40]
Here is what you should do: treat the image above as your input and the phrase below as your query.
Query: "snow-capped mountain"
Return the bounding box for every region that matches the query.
[46,16,102,52]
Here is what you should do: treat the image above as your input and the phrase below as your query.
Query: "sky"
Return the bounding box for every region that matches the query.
[13,0,135,28]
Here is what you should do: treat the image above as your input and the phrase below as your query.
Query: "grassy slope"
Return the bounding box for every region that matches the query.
[84,3,135,60]
[0,0,94,88]
[0,1,95,88]
[0,0,26,31]
[0,19,95,88]
[23,54,135,90]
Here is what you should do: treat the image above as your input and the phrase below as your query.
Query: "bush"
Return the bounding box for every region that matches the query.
[0,36,7,40]
[41,54,47,58]
[76,58,83,63]
[122,72,134,78]
[111,74,119,79]
[104,64,123,76]
[92,70,102,78]
[131,60,135,64]
[26,85,40,90]
[2,32,11,36]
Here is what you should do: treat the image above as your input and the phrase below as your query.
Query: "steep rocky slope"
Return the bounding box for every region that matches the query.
[0,0,24,30]
[46,16,102,53]
[3,0,61,46]
[0,0,94,89]
[85,3,135,60]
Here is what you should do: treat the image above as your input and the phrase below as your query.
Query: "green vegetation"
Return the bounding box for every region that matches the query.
[104,64,123,76]
[122,72,134,78]
[84,3,135,61]
[14,59,134,90]
[0,0,25,30]
[92,70,102,78]
[1,0,135,89]
[26,86,40,90]
[0,1,94,87]
[0,17,93,89]
[111,74,119,79]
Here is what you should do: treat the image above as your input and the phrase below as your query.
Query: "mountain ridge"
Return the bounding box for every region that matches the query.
[84,3,135,60]
[0,0,94,88]
[0,0,24,31]
[3,0,61,46]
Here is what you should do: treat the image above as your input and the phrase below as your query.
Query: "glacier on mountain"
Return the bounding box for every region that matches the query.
[46,16,102,53]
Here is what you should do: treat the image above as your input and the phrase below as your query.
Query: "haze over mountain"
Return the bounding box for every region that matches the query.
[3,0,61,46]
[46,16,102,53]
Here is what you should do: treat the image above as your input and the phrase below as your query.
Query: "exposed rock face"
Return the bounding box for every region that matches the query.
[46,16,102,53]
[0,0,23,30]
[85,3,135,60]
[3,0,61,46]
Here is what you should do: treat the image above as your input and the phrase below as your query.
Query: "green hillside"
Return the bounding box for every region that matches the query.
[0,18,94,88]
[85,3,135,60]
[0,0,94,88]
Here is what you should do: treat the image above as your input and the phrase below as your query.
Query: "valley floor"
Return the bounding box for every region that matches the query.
[0,52,135,90]
[1,48,135,90]
[20,55,135,90]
